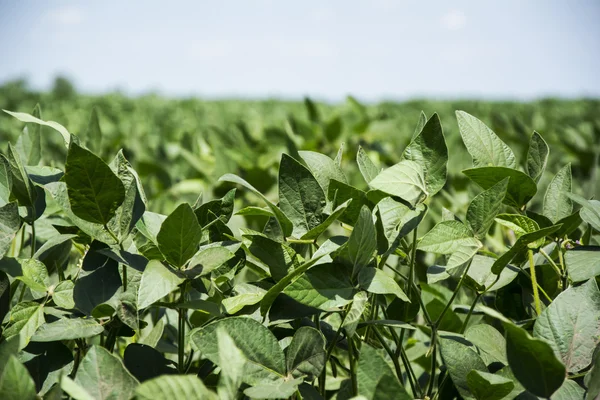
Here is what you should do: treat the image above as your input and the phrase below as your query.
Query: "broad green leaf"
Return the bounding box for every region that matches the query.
[526,131,549,183]
[566,193,600,232]
[565,246,600,283]
[61,375,95,400]
[585,343,600,400]
[194,188,236,226]
[0,355,36,400]
[552,379,585,400]
[347,205,377,276]
[343,291,368,337]
[466,255,518,292]
[65,141,125,225]
[278,154,326,237]
[533,278,600,372]
[504,323,566,398]
[136,375,216,400]
[0,271,9,324]
[157,203,202,268]
[286,326,326,379]
[16,258,49,297]
[15,104,42,166]
[3,109,70,146]
[299,150,347,194]
[357,344,411,400]
[243,378,304,399]
[402,113,448,195]
[86,107,102,152]
[412,110,428,139]
[73,263,122,316]
[190,317,286,385]
[0,202,21,257]
[466,370,514,400]
[463,167,537,208]
[439,334,488,400]
[222,283,266,314]
[466,178,508,239]
[465,324,507,365]
[185,245,236,278]
[356,319,415,331]
[138,260,184,309]
[369,160,427,206]
[304,97,320,123]
[284,263,355,310]
[138,318,164,348]
[74,345,138,400]
[3,301,44,350]
[52,280,75,309]
[495,213,540,237]
[543,164,572,223]
[123,344,176,383]
[216,328,245,400]
[301,199,350,240]
[6,144,36,208]
[220,173,293,237]
[328,179,369,225]
[358,268,408,301]
[236,205,273,217]
[456,110,516,168]
[32,318,103,342]
[0,155,11,205]
[377,198,425,251]
[357,146,379,184]
[246,235,297,281]
[418,220,480,254]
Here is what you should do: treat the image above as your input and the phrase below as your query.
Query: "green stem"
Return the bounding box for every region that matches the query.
[399,341,420,397]
[460,292,481,334]
[557,242,568,289]
[347,336,358,397]
[364,294,378,342]
[435,260,472,326]
[104,324,118,353]
[406,229,418,295]
[372,326,404,382]
[538,248,562,278]
[528,249,542,316]
[178,282,187,373]
[29,221,36,258]
[516,265,553,303]
[426,326,438,398]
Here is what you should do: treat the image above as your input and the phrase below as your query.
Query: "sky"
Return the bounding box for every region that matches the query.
[0,0,599,101]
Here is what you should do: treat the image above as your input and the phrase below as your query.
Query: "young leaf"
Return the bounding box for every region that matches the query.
[222,284,266,314]
[357,344,411,400]
[157,203,202,268]
[15,104,42,166]
[64,141,125,225]
[504,323,566,398]
[301,198,351,240]
[418,220,481,255]
[0,355,36,400]
[543,163,572,223]
[358,268,409,301]
[412,110,428,139]
[3,109,71,147]
[74,345,139,400]
[347,205,377,276]
[6,144,36,208]
[456,110,516,168]
[343,291,368,337]
[357,146,379,184]
[564,246,600,283]
[466,178,508,239]
[526,131,549,183]
[402,113,448,196]
[0,203,21,257]
[189,317,286,385]
[566,193,600,232]
[369,160,427,206]
[533,278,600,373]
[137,260,184,309]
[463,167,537,208]
[32,318,104,342]
[278,154,326,238]
[286,326,326,379]
[298,150,347,194]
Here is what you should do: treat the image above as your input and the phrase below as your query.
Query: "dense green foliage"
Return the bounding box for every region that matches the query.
[0,81,599,399]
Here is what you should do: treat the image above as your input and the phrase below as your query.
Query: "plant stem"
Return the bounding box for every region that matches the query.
[426,326,438,398]
[347,336,358,397]
[436,260,472,326]
[372,326,403,382]
[104,324,118,353]
[30,221,36,257]
[178,282,187,373]
[538,248,562,278]
[516,265,553,303]
[406,228,418,295]
[528,249,542,316]
[460,292,481,334]
[557,241,568,289]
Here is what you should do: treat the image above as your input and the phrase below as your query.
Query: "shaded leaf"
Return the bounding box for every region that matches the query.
[526,131,549,183]
[157,203,202,268]
[543,163,572,223]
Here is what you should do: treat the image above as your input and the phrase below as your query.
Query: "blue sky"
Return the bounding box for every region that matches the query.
[0,0,599,101]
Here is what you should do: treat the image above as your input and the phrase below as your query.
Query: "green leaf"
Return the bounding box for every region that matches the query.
[243,378,304,399]
[466,178,508,239]
[86,107,102,152]
[216,328,245,400]
[347,205,377,276]
[552,379,585,400]
[418,220,480,254]
[157,203,202,268]
[0,355,36,400]
[466,255,518,292]
[495,213,540,236]
[17,258,50,295]
[286,326,326,379]
[246,235,297,281]
[369,160,427,206]
[32,318,103,342]
[222,283,266,314]
[52,280,75,309]
[439,334,488,400]
[0,271,9,324]
[298,150,347,195]
[61,375,94,400]
[376,198,425,251]
[284,263,355,310]
[465,324,507,365]
[402,113,448,196]
[533,278,600,372]
[136,375,216,400]
[526,131,549,183]
[463,167,537,208]
[466,370,514,400]
[220,173,293,237]
[123,344,176,383]
[15,104,42,166]
[189,317,286,385]
[504,323,566,398]
[357,146,379,184]
[64,141,125,225]
[6,144,36,208]
[412,110,428,139]
[138,260,184,309]
[566,193,600,232]
[301,199,351,240]
[3,301,44,350]
[138,318,164,348]
[585,343,600,400]
[456,110,516,168]
[0,155,12,205]
[357,344,411,400]
[3,109,70,146]
[543,164,572,223]
[73,262,122,316]
[74,345,138,400]
[328,179,369,225]
[278,154,326,238]
[565,246,600,283]
[185,244,236,278]
[0,202,21,257]
[343,291,368,337]
[358,268,409,301]
[194,188,236,226]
